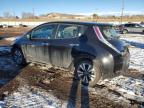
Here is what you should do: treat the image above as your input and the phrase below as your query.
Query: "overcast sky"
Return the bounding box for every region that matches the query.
[0,0,144,16]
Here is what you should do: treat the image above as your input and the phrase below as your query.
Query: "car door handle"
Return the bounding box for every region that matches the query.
[41,43,49,46]
[69,44,79,47]
[31,45,35,47]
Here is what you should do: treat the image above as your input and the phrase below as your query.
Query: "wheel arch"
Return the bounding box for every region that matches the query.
[123,29,128,33]
[12,44,26,65]
[11,44,22,52]
[72,54,102,87]
[73,53,96,66]
[68,52,96,71]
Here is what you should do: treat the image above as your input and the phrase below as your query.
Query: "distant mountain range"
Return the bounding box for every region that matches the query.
[40,11,144,17]
[40,12,88,19]
[0,12,143,23]
[39,12,144,19]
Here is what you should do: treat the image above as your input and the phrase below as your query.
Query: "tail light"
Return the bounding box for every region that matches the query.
[93,26,106,42]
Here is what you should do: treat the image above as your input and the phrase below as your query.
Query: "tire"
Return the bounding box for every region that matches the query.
[12,48,26,65]
[74,59,101,87]
[122,29,128,34]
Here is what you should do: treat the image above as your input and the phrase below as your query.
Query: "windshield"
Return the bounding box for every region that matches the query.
[99,26,119,39]
[140,24,144,27]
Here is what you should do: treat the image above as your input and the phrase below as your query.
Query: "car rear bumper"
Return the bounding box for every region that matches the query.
[114,49,130,73]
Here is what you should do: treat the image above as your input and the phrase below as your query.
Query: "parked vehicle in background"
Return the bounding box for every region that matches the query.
[140,21,144,27]
[11,21,130,87]
[119,23,144,34]
[2,24,13,28]
[19,24,28,27]
[0,25,3,28]
[7,25,13,28]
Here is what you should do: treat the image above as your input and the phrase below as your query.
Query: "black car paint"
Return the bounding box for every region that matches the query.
[12,21,130,79]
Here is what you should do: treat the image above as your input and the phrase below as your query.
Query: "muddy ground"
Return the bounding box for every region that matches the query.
[0,55,141,108]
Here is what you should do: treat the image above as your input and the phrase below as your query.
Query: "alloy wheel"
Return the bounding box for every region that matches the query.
[77,63,95,84]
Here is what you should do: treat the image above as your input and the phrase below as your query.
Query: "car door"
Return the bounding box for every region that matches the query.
[129,24,139,32]
[133,24,143,33]
[49,23,83,68]
[124,24,133,32]
[22,23,57,64]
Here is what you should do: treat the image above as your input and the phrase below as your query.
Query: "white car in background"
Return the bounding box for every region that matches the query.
[119,23,144,34]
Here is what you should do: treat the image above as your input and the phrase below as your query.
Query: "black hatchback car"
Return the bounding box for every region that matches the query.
[11,21,130,87]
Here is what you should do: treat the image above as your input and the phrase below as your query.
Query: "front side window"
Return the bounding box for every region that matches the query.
[130,24,135,27]
[31,24,57,39]
[56,24,82,39]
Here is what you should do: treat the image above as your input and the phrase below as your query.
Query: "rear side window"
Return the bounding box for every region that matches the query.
[31,24,57,39]
[56,24,83,39]
[99,25,119,39]
[130,24,135,27]
[125,24,131,27]
[125,24,135,27]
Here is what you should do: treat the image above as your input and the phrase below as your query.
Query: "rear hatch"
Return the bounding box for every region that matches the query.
[93,25,130,72]
[101,25,128,51]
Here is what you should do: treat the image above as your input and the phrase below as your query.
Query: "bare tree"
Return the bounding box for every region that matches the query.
[15,16,19,19]
[92,13,98,22]
[3,12,13,18]
[21,12,35,19]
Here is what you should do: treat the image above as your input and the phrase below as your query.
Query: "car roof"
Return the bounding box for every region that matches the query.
[44,21,113,26]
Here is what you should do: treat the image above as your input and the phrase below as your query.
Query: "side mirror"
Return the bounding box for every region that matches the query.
[26,34,31,39]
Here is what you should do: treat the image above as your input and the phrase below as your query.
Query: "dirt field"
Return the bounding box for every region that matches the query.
[0,27,31,46]
[0,27,31,37]
[0,16,144,22]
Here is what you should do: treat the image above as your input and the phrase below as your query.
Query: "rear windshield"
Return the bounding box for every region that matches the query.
[99,25,119,39]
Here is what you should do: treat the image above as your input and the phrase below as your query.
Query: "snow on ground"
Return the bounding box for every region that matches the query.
[129,48,144,72]
[120,34,144,73]
[95,33,144,106]
[99,75,144,103]
[0,101,5,108]
[96,33,144,106]
[5,36,21,42]
[1,86,67,108]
